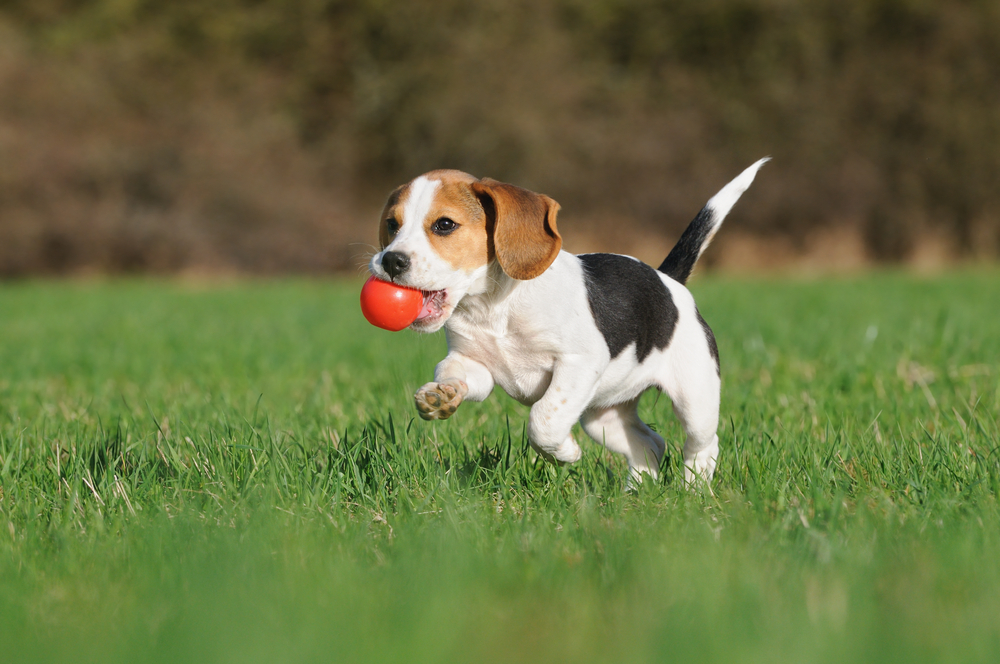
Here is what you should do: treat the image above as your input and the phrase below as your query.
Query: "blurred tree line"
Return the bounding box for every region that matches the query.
[1,0,998,274]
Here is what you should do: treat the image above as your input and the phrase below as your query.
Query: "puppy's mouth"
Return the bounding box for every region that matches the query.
[412,289,448,328]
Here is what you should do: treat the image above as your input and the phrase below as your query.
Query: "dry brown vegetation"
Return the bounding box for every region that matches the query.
[1,0,998,275]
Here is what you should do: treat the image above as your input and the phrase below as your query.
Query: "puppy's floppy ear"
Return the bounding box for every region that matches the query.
[472,178,562,280]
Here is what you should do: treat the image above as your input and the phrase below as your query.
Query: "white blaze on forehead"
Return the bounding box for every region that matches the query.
[381,174,457,289]
[399,175,440,234]
[390,175,439,256]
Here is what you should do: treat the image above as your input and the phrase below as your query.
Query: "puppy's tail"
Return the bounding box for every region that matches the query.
[658,157,769,284]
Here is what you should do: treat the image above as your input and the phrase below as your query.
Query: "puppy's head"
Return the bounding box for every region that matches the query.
[369,169,561,332]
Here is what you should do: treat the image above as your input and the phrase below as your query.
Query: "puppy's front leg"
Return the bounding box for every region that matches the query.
[527,361,601,465]
[414,352,494,421]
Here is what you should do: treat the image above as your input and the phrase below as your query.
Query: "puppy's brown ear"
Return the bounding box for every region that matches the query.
[472,178,562,280]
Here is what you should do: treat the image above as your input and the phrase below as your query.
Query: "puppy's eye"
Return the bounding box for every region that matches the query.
[431,217,458,236]
[385,218,399,235]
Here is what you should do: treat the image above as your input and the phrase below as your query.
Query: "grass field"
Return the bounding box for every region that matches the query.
[1,273,999,663]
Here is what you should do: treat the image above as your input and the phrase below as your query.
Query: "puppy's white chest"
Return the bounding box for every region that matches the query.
[447,313,555,405]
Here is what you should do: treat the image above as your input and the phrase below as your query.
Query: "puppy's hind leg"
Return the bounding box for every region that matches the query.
[580,399,665,486]
[661,370,721,488]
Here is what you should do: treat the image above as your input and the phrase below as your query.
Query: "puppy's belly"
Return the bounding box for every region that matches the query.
[496,363,651,410]
[589,350,659,409]
[495,368,552,405]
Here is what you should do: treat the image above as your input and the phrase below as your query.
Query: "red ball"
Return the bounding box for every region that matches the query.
[360,276,424,331]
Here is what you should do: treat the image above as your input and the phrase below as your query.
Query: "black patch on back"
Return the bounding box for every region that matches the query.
[696,307,720,376]
[579,254,678,362]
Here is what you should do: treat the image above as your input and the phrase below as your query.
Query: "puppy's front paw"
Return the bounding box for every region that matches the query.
[414,380,467,420]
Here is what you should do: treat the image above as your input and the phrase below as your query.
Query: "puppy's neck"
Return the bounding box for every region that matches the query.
[450,261,522,323]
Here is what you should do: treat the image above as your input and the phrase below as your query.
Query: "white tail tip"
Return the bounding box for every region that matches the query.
[706,157,770,219]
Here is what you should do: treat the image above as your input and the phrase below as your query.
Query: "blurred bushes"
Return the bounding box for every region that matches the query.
[1,0,999,274]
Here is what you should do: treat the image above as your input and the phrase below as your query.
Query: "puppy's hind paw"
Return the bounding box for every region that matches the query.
[682,454,717,494]
[414,380,467,421]
[530,435,582,466]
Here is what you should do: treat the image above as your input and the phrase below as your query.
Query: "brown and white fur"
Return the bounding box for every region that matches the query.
[369,159,768,486]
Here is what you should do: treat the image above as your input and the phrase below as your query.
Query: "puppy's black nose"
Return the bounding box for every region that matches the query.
[381,251,410,280]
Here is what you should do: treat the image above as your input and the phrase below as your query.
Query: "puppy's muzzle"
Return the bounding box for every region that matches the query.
[381,251,410,280]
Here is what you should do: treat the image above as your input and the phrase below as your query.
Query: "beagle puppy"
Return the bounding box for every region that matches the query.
[369,159,768,486]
